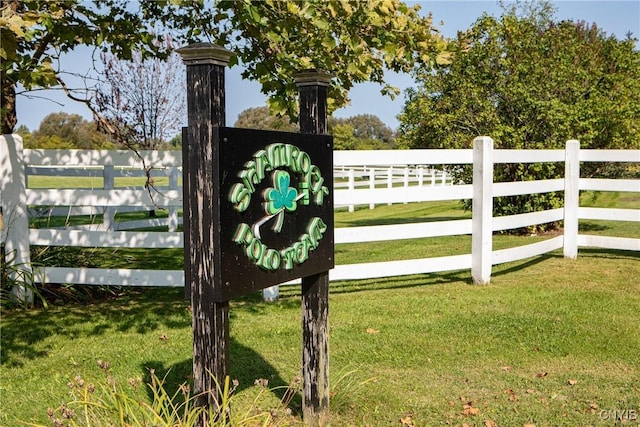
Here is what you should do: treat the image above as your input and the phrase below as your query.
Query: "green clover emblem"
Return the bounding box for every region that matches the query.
[260,170,299,233]
[267,170,298,214]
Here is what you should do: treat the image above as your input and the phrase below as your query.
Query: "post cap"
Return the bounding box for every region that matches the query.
[177,43,234,67]
[293,70,333,87]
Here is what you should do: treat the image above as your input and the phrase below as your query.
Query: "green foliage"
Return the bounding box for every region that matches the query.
[332,123,358,150]
[1,0,449,132]
[234,106,397,150]
[398,1,640,226]
[233,106,299,132]
[330,114,396,149]
[28,112,115,149]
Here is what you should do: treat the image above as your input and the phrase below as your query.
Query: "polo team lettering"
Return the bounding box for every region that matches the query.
[228,143,329,271]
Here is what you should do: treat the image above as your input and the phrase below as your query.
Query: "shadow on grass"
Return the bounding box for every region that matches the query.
[0,287,189,368]
[142,336,301,416]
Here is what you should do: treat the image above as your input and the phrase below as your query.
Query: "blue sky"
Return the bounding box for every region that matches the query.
[15,1,640,132]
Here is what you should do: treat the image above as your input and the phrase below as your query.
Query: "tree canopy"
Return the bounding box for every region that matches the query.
[332,114,396,149]
[234,106,396,150]
[397,1,639,225]
[1,0,450,134]
[234,106,299,132]
[21,112,114,149]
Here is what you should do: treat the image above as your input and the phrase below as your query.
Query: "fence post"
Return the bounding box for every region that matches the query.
[564,140,580,259]
[348,168,355,212]
[387,167,393,205]
[294,70,332,427]
[177,43,233,422]
[168,166,179,232]
[0,134,33,304]
[472,136,494,285]
[369,167,375,209]
[403,167,409,204]
[103,164,115,230]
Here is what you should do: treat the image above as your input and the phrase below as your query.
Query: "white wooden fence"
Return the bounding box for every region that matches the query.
[1,134,638,297]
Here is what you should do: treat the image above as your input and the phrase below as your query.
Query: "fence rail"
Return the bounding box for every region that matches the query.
[1,134,638,296]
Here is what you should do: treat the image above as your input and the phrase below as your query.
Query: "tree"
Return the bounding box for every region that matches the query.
[398,1,640,227]
[234,106,396,150]
[332,123,358,150]
[331,114,396,149]
[96,42,185,150]
[1,0,450,134]
[29,112,114,149]
[234,106,299,132]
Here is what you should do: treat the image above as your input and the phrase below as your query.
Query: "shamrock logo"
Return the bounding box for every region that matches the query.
[266,170,298,215]
[253,170,302,236]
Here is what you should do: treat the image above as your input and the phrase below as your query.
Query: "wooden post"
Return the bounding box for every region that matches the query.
[472,136,494,285]
[177,43,233,420]
[564,140,580,259]
[294,70,332,427]
[181,126,190,300]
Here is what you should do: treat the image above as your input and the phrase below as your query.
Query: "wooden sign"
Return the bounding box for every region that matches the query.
[213,127,334,301]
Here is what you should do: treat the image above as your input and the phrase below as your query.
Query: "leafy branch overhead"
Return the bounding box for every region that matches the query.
[0,0,451,133]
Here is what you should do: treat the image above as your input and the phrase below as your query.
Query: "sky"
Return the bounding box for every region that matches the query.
[15,0,640,132]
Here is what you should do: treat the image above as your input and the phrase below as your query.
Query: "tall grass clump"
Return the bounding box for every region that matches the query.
[22,360,276,427]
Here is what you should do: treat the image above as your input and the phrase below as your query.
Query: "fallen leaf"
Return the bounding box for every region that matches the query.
[501,365,511,371]
[400,415,414,426]
[523,424,536,427]
[462,404,480,416]
[485,420,498,427]
[366,327,380,334]
[505,388,518,402]
[159,333,168,341]
[536,372,548,378]
[568,379,577,385]
[526,388,536,394]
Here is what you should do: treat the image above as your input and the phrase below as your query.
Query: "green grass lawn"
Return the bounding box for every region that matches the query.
[2,250,639,425]
[2,191,638,425]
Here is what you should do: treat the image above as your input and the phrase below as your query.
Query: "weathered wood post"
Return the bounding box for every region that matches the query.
[294,70,332,427]
[177,43,233,419]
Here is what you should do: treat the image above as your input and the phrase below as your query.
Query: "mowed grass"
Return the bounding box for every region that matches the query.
[2,189,638,424]
[2,251,639,425]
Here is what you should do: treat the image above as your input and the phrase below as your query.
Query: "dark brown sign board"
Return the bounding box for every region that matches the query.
[212,126,334,302]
